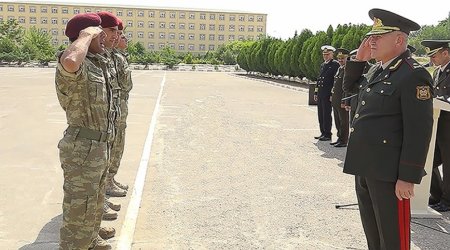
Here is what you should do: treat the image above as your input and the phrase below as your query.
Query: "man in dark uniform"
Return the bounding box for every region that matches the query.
[343,49,360,122]
[421,40,450,212]
[331,48,350,147]
[314,45,340,141]
[343,9,433,250]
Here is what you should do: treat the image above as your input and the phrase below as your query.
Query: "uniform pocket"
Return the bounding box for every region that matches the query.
[87,66,106,102]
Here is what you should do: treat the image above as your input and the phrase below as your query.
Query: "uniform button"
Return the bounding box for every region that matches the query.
[437,87,440,89]
[355,114,359,118]
[383,140,387,144]
[351,127,355,132]
[359,85,362,88]
[380,90,384,93]
[366,88,371,92]
[361,101,366,105]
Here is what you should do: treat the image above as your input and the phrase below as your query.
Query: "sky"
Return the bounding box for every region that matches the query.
[17,0,450,39]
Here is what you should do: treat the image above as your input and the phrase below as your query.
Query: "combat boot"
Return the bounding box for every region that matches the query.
[102,202,118,220]
[113,175,129,190]
[99,226,116,240]
[89,235,112,250]
[106,174,127,197]
[105,198,121,211]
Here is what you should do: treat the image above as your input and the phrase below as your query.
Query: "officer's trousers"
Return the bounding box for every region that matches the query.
[332,105,349,143]
[355,176,410,250]
[317,95,332,138]
[58,134,109,250]
[431,117,450,205]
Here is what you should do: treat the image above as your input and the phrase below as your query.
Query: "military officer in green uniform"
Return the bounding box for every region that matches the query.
[421,40,450,212]
[343,9,433,249]
[56,13,114,250]
[331,48,350,147]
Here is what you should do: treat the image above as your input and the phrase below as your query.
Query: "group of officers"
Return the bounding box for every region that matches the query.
[314,8,450,250]
[55,11,133,250]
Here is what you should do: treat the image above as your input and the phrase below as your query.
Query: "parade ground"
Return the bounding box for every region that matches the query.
[0,67,449,249]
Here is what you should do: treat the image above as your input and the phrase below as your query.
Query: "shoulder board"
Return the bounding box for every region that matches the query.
[389,59,402,71]
[404,56,424,70]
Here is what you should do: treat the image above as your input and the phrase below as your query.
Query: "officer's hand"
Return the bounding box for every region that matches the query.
[395,180,414,200]
[340,103,346,108]
[314,95,318,102]
[79,26,104,39]
[355,37,371,62]
[345,106,351,111]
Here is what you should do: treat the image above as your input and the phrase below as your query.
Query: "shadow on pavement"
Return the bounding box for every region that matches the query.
[411,212,450,250]
[19,214,61,250]
[313,140,347,168]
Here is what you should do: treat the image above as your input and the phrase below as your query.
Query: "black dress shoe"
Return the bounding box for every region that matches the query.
[330,141,340,145]
[314,135,324,139]
[429,197,440,206]
[431,202,450,212]
[318,136,331,141]
[334,142,347,147]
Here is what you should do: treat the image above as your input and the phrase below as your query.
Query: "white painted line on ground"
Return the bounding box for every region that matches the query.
[116,72,166,250]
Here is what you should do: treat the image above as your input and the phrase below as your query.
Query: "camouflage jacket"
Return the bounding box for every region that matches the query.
[112,48,133,95]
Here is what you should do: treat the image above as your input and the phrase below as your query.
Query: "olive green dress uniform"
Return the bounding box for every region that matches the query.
[56,52,115,249]
[109,48,133,175]
[331,65,349,144]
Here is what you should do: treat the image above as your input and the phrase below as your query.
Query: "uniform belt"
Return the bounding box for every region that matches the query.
[65,126,112,142]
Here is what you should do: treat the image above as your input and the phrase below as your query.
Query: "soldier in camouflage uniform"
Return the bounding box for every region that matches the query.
[56,13,114,250]
[108,21,133,193]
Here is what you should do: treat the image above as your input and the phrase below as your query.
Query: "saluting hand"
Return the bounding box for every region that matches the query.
[79,26,104,39]
[395,179,414,200]
[355,37,372,62]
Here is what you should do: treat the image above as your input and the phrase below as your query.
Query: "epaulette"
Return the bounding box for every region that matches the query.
[389,59,402,71]
[404,56,424,70]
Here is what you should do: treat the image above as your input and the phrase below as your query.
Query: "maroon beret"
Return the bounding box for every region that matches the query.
[65,13,101,40]
[118,19,124,30]
[97,11,119,28]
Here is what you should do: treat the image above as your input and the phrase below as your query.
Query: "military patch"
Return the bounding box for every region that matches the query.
[416,86,431,100]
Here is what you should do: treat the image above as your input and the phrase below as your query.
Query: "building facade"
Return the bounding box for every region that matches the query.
[0,1,267,54]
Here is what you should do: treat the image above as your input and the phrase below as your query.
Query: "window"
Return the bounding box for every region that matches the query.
[169,22,175,29]
[239,25,244,32]
[169,43,175,49]
[179,33,185,40]
[200,13,206,20]
[248,16,254,21]
[210,14,215,20]
[200,24,206,30]
[7,5,14,12]
[62,8,68,14]
[188,44,194,51]
[159,32,165,39]
[62,18,68,24]
[209,24,215,31]
[199,44,205,51]
[19,6,25,12]
[41,7,47,13]
[148,32,154,39]
[148,11,154,17]
[138,11,144,17]
[138,32,144,38]
[257,16,263,22]
[159,43,165,49]
[248,26,254,32]
[209,34,215,41]
[169,33,175,39]
[229,15,235,21]
[189,23,194,30]
[148,21,154,28]
[209,45,215,51]
[51,29,58,35]
[218,35,224,41]
[189,13,195,19]
[52,7,58,14]
[18,17,25,23]
[159,11,165,18]
[169,12,176,18]
[188,34,194,40]
[138,21,144,28]
[219,25,224,31]
[238,35,244,41]
[179,12,185,19]
[74,9,80,14]
[117,10,122,16]
[127,10,133,17]
[41,17,47,24]
[148,43,154,49]
[30,17,36,24]
[219,14,225,21]
[63,40,69,45]
[257,26,263,32]
[127,21,133,27]
[239,16,245,21]
[7,16,14,21]
[200,34,205,40]
[229,25,235,31]
[179,44,185,50]
[229,35,235,41]
[0,6,3,12]
[179,23,185,29]
[52,18,58,25]
[41,28,47,33]
[30,6,36,13]
[52,39,58,46]
[159,22,165,28]
[247,35,254,40]
[127,32,132,38]
[85,8,91,13]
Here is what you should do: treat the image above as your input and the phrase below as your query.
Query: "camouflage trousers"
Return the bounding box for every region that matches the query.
[109,98,129,175]
[58,134,109,249]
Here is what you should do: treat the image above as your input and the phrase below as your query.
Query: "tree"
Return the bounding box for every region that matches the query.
[22,26,55,64]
